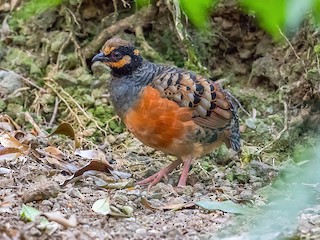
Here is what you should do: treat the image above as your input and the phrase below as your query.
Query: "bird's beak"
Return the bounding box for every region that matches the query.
[92,52,110,63]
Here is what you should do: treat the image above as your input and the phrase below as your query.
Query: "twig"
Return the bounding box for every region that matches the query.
[46,82,84,129]
[54,32,72,71]
[24,112,47,137]
[49,97,60,127]
[135,26,162,60]
[45,82,108,136]
[278,27,307,73]
[83,6,157,58]
[56,84,108,136]
[70,33,87,69]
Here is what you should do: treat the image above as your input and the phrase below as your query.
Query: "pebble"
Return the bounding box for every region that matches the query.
[135,228,147,236]
[0,70,21,95]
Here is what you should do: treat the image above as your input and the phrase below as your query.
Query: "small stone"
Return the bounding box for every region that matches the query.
[29,227,41,236]
[135,228,147,236]
[221,19,233,30]
[42,200,53,207]
[239,49,252,59]
[176,185,193,196]
[148,229,160,235]
[113,194,129,205]
[0,70,22,95]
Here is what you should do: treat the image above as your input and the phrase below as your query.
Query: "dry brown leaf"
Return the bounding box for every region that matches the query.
[75,149,106,161]
[48,123,80,148]
[141,197,195,211]
[0,133,28,151]
[0,122,15,132]
[0,114,21,130]
[141,196,156,210]
[32,148,78,173]
[43,146,65,160]
[0,147,22,161]
[61,160,114,186]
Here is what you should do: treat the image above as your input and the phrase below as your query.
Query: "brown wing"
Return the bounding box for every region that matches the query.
[151,69,233,130]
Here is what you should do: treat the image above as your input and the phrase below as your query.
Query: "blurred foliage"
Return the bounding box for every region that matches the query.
[217,141,320,239]
[179,0,216,29]
[137,0,320,39]
[240,0,286,39]
[11,0,63,25]
[135,0,153,9]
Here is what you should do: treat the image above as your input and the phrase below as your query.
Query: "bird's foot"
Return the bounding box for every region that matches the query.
[137,158,182,191]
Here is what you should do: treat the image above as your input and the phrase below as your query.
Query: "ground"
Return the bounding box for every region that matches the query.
[1,0,320,239]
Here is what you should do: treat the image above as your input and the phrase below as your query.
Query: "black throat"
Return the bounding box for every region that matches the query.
[111,55,143,77]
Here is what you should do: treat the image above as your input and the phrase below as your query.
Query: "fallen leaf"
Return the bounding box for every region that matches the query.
[42,211,77,228]
[159,202,195,211]
[20,204,49,228]
[20,204,41,222]
[75,149,106,161]
[0,133,28,151]
[92,197,111,215]
[94,177,134,189]
[60,160,114,186]
[141,197,195,211]
[141,196,156,210]
[110,169,132,179]
[0,114,20,130]
[48,123,80,148]
[0,122,15,132]
[120,206,134,216]
[195,200,248,214]
[0,147,22,161]
[43,146,65,160]
[109,205,133,218]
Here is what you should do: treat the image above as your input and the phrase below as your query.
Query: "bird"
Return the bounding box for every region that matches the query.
[92,37,240,188]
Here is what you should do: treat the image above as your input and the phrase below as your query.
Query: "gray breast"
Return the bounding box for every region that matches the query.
[109,61,161,118]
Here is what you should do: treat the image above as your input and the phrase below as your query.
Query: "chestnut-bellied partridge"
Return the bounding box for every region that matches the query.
[92,37,240,188]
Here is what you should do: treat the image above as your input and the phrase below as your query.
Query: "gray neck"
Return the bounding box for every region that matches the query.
[109,61,162,118]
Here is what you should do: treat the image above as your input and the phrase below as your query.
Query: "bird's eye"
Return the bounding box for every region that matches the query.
[111,51,121,58]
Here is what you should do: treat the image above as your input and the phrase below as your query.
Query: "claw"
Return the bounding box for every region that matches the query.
[136,158,182,190]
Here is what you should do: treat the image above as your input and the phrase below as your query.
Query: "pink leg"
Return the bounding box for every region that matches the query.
[137,158,182,189]
[177,156,193,187]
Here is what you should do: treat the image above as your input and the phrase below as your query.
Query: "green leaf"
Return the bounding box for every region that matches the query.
[20,204,49,228]
[240,0,286,39]
[20,204,41,222]
[312,0,320,23]
[195,200,248,214]
[135,0,153,9]
[179,0,216,29]
[92,198,111,215]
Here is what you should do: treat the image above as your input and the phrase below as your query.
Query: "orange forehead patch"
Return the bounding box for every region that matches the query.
[103,46,115,56]
[133,49,140,55]
[108,55,131,68]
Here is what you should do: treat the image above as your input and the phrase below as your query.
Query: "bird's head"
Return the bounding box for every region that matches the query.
[92,37,143,76]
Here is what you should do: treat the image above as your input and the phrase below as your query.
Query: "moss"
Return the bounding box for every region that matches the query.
[3,47,44,79]
[0,99,6,112]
